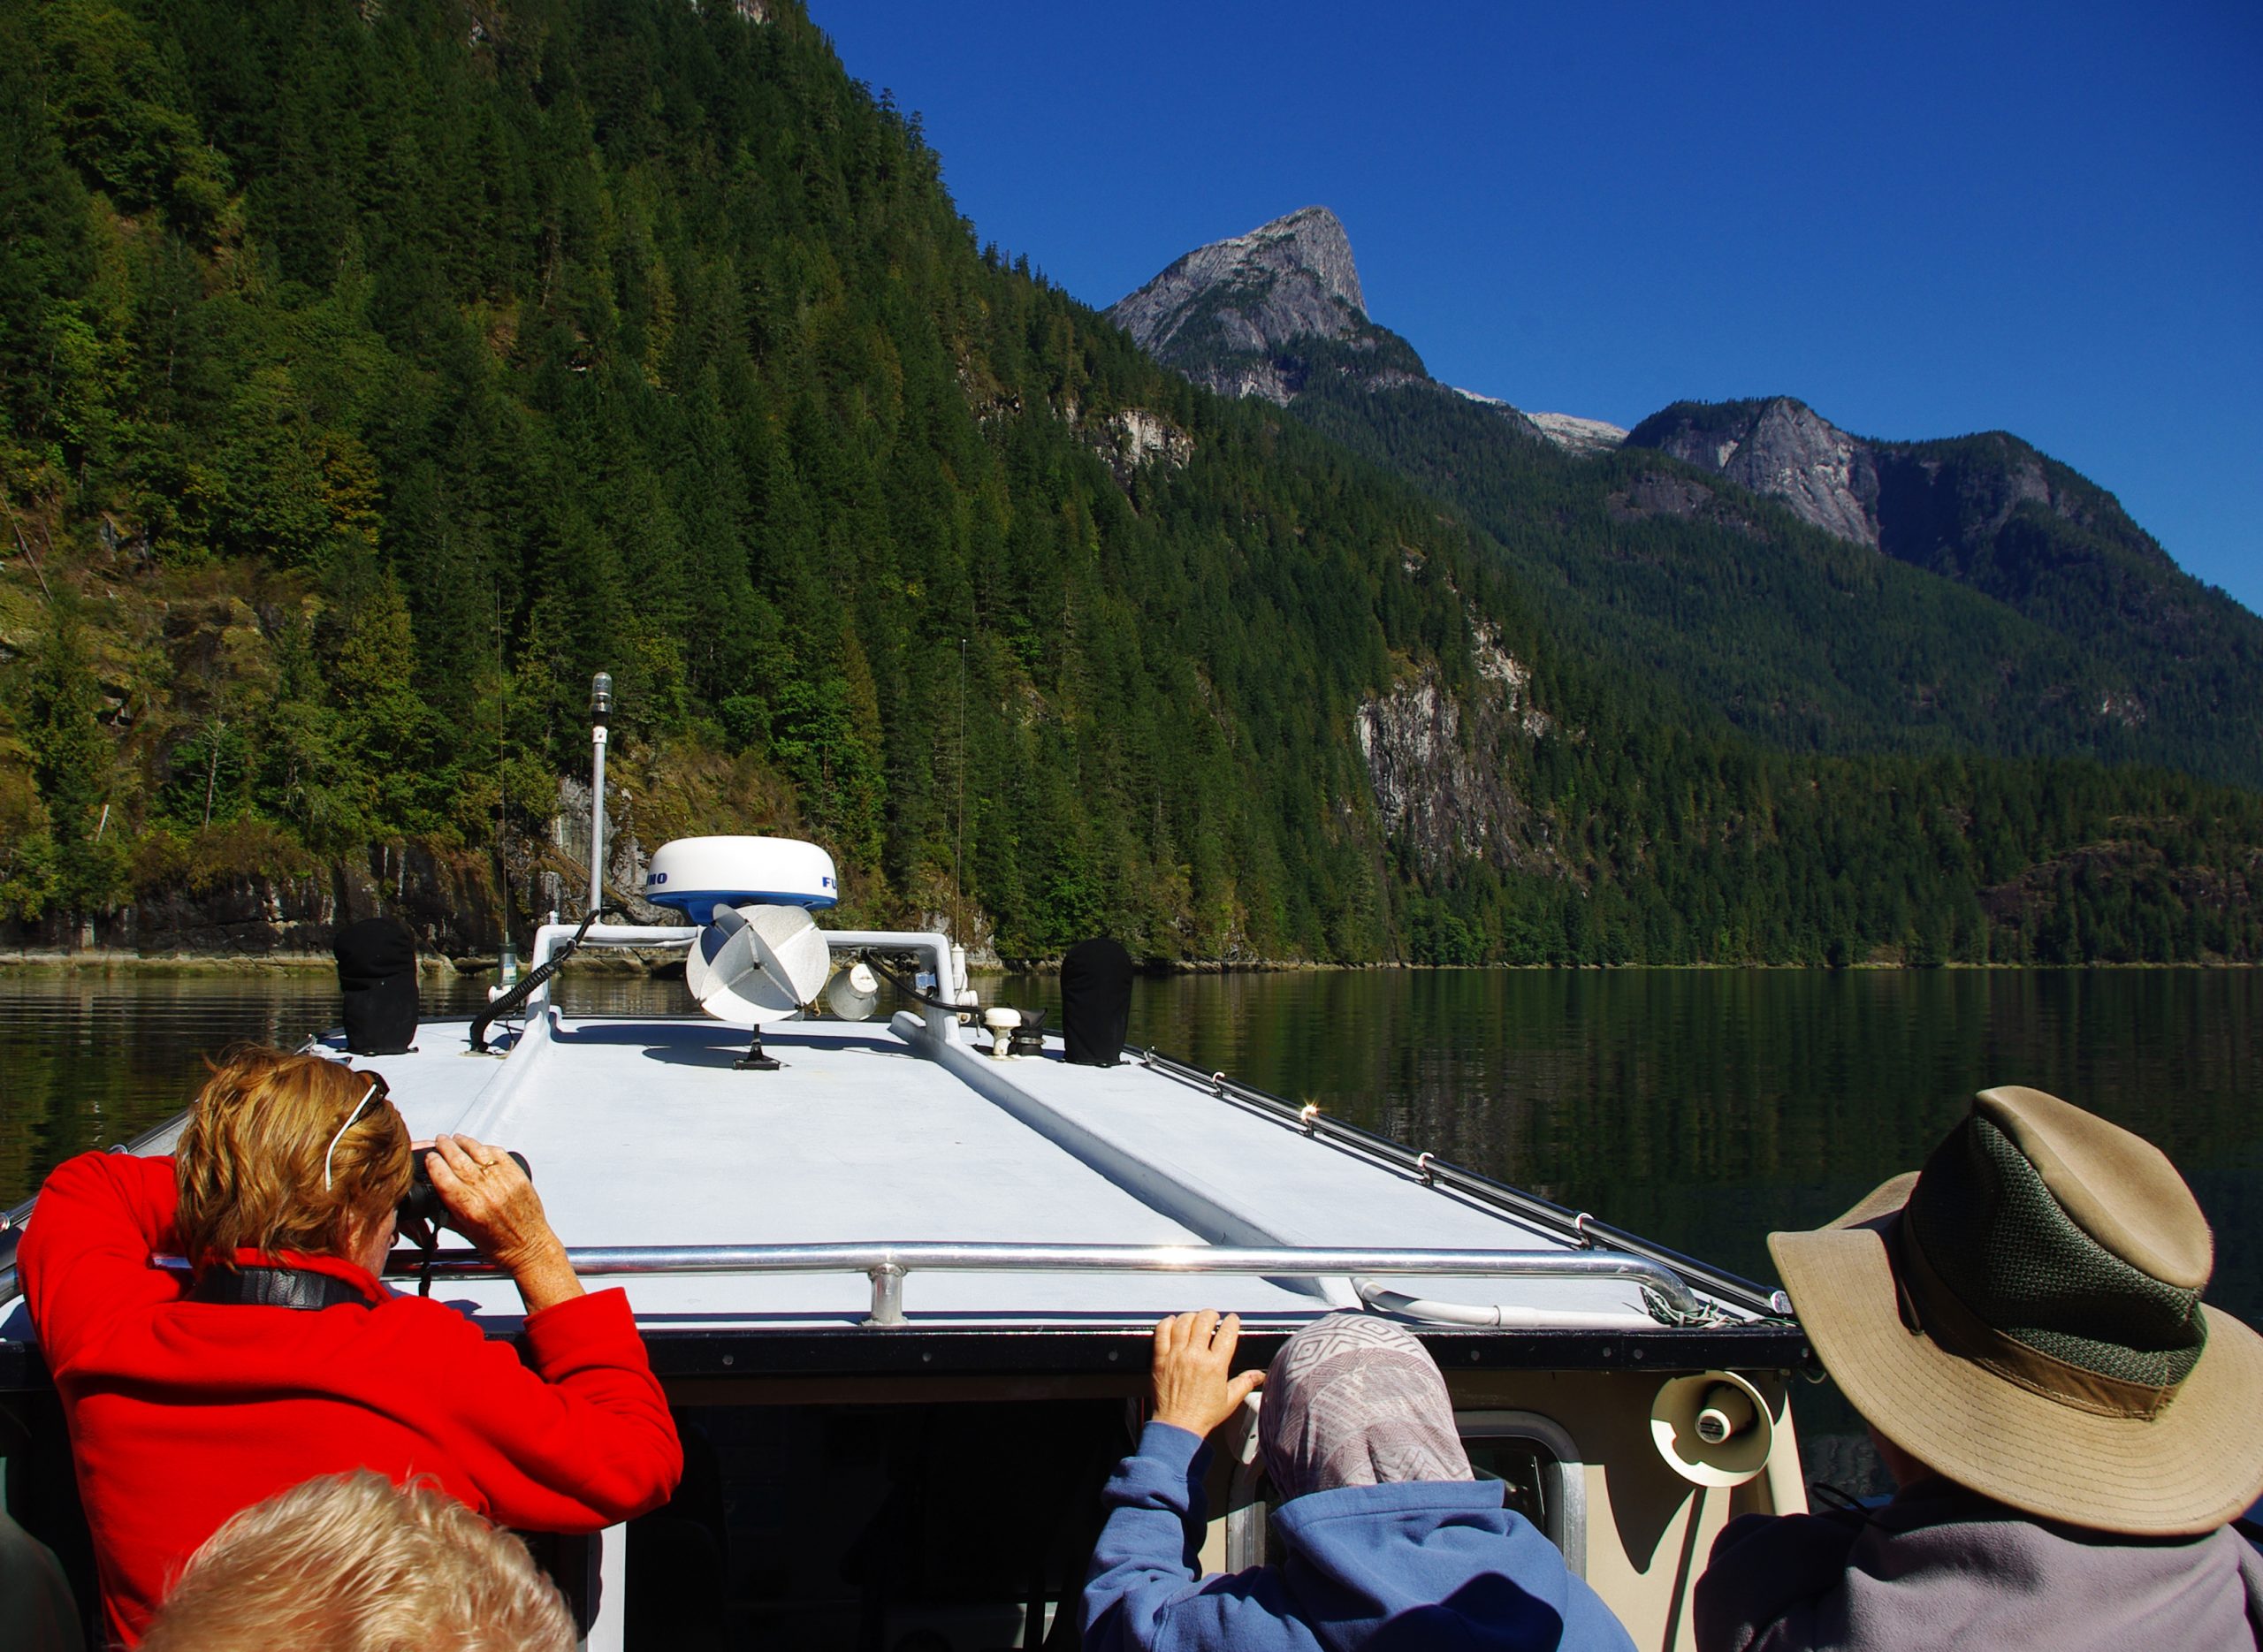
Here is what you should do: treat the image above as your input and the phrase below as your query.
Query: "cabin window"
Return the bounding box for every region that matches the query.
[1220,1409,1585,1580]
[1455,1410,1587,1577]
[626,1398,1129,1651]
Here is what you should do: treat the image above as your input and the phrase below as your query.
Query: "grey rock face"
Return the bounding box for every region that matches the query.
[1625,400,2146,581]
[1086,407,1194,486]
[1107,206,1367,369]
[1114,211,1621,445]
[1634,397,1881,547]
[1524,410,1628,457]
[1355,610,1552,878]
[1357,672,1520,876]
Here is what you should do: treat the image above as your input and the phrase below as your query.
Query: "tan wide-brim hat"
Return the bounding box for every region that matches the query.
[1773,1090,2263,1537]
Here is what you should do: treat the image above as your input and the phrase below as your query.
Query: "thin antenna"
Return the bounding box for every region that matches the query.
[493,590,516,985]
[953,637,968,946]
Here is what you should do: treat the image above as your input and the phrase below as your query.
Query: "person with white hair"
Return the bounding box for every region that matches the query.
[139,1470,575,1652]
[1081,1308,1634,1651]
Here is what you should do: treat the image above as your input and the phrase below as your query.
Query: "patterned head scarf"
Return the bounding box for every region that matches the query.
[1257,1313,1473,1502]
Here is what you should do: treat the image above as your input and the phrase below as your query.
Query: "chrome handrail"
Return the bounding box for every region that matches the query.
[4,1243,1720,1328]
[376,1241,1707,1328]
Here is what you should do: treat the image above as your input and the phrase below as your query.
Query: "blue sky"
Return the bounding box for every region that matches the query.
[807,1,2261,613]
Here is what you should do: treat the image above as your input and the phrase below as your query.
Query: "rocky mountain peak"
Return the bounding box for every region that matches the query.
[1626,397,1881,547]
[1107,206,1368,370]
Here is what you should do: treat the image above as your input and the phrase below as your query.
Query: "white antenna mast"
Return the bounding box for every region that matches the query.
[587,672,613,916]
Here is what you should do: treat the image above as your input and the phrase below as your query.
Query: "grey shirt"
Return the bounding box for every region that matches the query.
[1695,1477,2263,1652]
[0,1508,79,1652]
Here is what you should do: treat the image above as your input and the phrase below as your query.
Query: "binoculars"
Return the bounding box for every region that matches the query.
[396,1150,530,1231]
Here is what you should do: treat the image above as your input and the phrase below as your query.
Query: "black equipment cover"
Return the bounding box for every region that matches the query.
[1061,937,1132,1067]
[335,916,419,1054]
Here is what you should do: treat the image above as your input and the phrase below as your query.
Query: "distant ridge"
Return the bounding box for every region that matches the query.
[1112,210,2263,788]
[1625,397,2263,712]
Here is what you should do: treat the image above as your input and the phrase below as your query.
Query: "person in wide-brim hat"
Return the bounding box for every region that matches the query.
[1695,1085,2263,1651]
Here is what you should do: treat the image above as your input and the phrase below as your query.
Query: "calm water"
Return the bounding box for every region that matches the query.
[4,965,2257,1489]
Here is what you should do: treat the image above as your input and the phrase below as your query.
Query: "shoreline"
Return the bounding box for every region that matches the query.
[1,951,2252,975]
[0,951,462,976]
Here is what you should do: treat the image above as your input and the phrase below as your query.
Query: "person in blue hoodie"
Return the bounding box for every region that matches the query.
[1082,1308,1636,1652]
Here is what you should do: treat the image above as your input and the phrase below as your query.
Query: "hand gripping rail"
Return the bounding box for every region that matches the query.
[377,1241,1705,1328]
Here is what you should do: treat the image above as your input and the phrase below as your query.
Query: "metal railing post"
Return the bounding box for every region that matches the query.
[865,1263,907,1328]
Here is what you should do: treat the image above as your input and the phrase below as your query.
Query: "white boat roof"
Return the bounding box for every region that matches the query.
[296,1000,1747,1336]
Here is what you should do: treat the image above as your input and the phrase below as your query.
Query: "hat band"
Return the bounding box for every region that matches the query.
[1895,1217,2182,1422]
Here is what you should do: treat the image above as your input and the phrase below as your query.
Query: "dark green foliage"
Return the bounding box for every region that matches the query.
[1869,432,2263,774]
[1427,725,2263,967]
[0,0,2254,964]
[20,605,127,915]
[0,0,1467,955]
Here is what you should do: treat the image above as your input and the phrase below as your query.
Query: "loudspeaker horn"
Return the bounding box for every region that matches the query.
[1650,1370,1774,1488]
[825,960,880,1021]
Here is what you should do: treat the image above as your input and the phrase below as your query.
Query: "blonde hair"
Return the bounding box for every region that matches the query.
[174,1045,411,1268]
[141,1472,575,1652]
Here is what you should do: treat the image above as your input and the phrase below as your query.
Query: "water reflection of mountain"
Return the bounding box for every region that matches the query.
[1082,970,2263,1328]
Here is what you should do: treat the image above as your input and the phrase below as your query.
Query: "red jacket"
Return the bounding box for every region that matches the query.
[21,1150,683,1648]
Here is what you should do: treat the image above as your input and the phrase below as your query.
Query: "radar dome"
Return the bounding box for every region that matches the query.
[644,836,838,918]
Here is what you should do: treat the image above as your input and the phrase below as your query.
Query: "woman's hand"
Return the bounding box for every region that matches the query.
[425,1134,583,1313]
[1150,1310,1264,1438]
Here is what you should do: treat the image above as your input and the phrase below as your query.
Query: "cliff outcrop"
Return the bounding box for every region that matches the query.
[0,843,502,959]
[1622,395,2181,573]
[1355,594,1556,879]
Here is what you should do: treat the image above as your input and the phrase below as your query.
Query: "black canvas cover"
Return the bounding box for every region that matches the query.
[334,916,419,1054]
[1061,937,1132,1067]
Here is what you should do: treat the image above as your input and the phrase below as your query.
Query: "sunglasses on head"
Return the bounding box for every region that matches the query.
[322,1072,392,1191]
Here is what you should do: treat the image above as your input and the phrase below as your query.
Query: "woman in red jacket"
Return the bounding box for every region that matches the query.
[20,1046,683,1648]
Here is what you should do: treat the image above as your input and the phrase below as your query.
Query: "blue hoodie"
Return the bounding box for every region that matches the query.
[1083,1421,1636,1652]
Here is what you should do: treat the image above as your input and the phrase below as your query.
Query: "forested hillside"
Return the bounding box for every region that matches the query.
[1,0,2258,967]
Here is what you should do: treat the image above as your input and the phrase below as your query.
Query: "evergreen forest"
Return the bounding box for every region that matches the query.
[1,0,2258,967]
